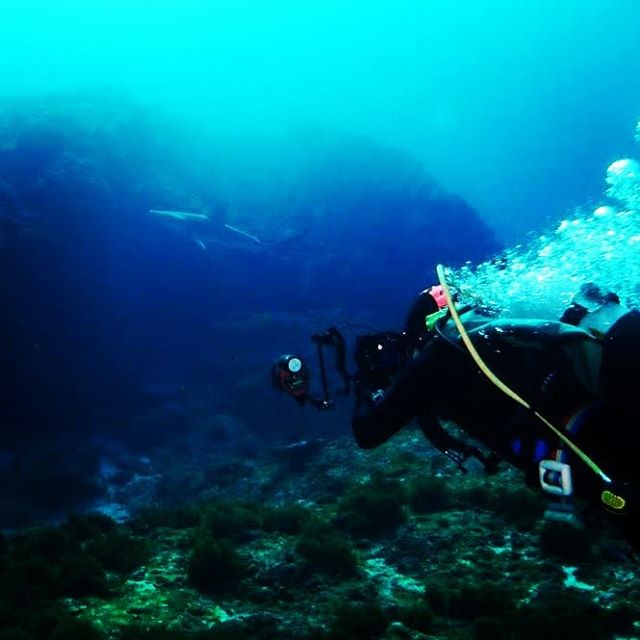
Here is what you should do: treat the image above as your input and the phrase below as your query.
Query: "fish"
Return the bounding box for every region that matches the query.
[148,209,210,222]
[224,223,261,244]
[149,206,265,250]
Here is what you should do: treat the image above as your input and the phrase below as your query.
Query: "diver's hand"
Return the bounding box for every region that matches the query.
[354,379,379,400]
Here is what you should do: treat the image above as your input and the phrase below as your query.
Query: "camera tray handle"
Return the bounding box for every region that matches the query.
[311,327,352,406]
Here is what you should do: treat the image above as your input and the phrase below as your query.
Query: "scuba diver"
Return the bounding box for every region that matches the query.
[272,265,640,549]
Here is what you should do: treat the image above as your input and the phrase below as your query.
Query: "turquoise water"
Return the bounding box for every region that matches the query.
[455,126,640,317]
[2,4,640,639]
[3,1,640,239]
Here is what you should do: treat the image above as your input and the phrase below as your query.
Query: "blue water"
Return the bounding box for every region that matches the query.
[1,1,640,524]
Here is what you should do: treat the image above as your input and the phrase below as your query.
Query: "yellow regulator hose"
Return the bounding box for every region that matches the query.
[435,264,612,484]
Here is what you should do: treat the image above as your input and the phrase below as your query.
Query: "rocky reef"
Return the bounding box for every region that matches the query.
[1,428,638,640]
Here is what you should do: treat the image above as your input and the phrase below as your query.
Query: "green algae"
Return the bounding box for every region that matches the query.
[75,532,228,633]
[3,431,640,639]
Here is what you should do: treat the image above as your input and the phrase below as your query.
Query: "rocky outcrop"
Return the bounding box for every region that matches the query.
[0,94,500,515]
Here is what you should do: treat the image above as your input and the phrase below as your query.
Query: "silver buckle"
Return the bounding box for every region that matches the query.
[539,459,573,497]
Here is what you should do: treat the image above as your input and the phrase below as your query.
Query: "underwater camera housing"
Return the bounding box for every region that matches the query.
[273,327,412,409]
[353,331,413,388]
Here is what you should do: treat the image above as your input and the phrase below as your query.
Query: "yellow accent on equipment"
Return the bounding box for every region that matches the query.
[435,263,613,485]
[601,490,626,511]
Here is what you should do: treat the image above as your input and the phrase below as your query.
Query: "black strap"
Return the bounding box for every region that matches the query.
[315,339,331,405]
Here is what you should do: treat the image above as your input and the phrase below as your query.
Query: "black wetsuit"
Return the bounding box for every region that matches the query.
[353,308,640,541]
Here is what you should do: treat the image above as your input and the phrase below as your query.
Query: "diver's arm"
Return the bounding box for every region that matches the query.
[352,393,407,449]
[352,347,439,449]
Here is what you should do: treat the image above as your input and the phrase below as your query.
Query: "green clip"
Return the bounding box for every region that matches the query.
[425,309,448,332]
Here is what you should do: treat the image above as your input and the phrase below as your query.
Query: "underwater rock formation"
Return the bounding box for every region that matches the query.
[0,93,499,520]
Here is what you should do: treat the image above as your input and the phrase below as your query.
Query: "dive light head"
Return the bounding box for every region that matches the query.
[272,354,310,398]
